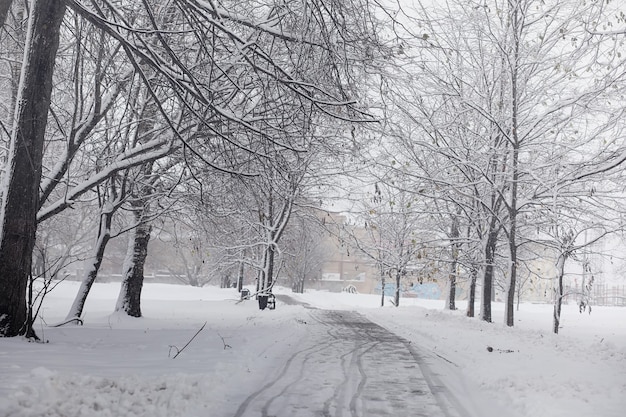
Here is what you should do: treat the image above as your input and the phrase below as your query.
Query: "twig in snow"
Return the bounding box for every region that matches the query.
[217,332,232,350]
[486,346,515,353]
[169,321,207,359]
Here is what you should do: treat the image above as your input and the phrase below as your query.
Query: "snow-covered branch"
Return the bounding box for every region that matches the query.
[37,139,173,223]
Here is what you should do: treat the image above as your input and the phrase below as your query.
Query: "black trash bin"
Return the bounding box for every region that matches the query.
[258,295,268,310]
[240,288,250,301]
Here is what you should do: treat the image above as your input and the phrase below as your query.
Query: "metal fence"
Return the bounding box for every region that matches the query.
[591,284,626,307]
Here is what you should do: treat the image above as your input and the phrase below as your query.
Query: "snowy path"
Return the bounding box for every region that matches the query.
[232,308,466,417]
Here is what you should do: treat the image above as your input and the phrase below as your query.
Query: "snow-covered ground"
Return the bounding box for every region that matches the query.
[0,282,624,417]
[293,291,626,417]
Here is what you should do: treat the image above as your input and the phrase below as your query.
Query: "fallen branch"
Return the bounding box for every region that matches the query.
[50,317,84,327]
[169,321,207,359]
[217,332,232,350]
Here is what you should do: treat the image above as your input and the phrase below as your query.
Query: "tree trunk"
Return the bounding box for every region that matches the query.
[186,268,199,287]
[237,260,244,292]
[394,270,401,307]
[0,0,65,337]
[2,1,25,118]
[480,229,498,323]
[380,273,385,307]
[255,269,261,298]
[445,214,460,310]
[505,238,518,326]
[516,275,522,311]
[466,266,478,317]
[0,0,12,27]
[481,263,494,322]
[266,244,276,291]
[115,210,151,317]
[258,249,267,294]
[505,2,521,328]
[552,255,567,334]
[446,266,457,311]
[66,205,116,320]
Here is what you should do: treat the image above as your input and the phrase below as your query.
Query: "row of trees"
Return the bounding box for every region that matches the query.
[2,0,625,339]
[346,0,626,333]
[0,0,382,337]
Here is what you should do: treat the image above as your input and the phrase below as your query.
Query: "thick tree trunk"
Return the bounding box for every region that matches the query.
[115,211,151,317]
[446,266,457,311]
[265,244,276,290]
[0,0,11,27]
[186,266,199,287]
[66,205,115,320]
[445,215,460,310]
[466,266,478,317]
[480,229,498,323]
[0,0,65,337]
[2,1,25,118]
[394,271,401,307]
[481,263,494,322]
[237,260,244,292]
[505,242,518,326]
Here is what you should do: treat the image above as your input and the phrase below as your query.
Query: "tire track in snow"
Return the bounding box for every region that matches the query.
[233,336,338,417]
[348,342,378,417]
[232,306,470,417]
[259,339,342,417]
[321,340,359,417]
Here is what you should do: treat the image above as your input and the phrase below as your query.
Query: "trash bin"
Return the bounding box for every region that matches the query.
[240,288,250,301]
[258,295,268,310]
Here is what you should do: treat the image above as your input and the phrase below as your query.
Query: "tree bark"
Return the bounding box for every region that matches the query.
[505,169,519,326]
[237,260,244,292]
[552,254,567,334]
[380,271,385,307]
[2,1,25,117]
[66,203,116,320]
[480,228,498,323]
[466,266,478,317]
[445,214,460,310]
[0,0,65,337]
[394,270,401,307]
[505,1,521,328]
[265,244,276,291]
[0,0,12,28]
[115,209,151,317]
[446,265,457,311]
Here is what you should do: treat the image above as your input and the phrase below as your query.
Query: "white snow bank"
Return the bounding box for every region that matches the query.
[0,282,311,417]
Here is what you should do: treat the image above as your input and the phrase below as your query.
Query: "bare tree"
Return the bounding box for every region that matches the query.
[281,211,329,293]
[347,182,426,307]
